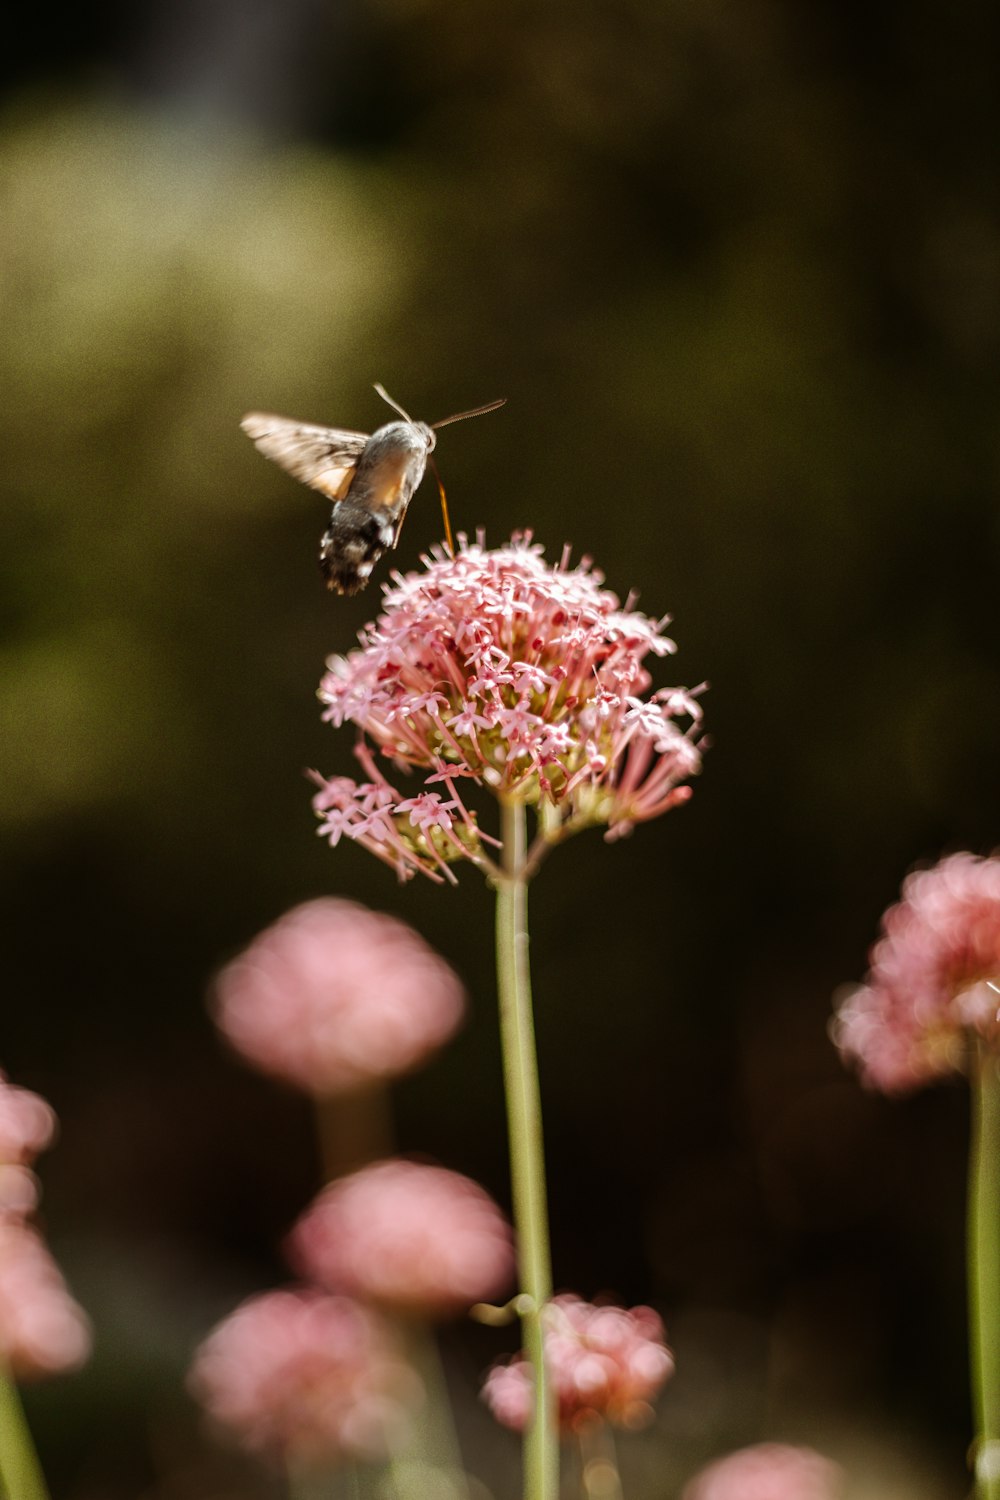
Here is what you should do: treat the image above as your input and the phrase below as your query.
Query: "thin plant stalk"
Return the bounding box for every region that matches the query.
[578,1420,624,1500]
[495,797,557,1500]
[286,1457,367,1500]
[969,1043,1000,1499]
[400,1322,470,1500]
[314,1086,395,1184]
[0,1370,50,1500]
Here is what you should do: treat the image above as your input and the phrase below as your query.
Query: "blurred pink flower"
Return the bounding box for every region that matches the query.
[0,1219,91,1379]
[212,898,465,1095]
[0,1074,57,1220]
[0,1074,56,1167]
[0,1165,42,1217]
[188,1288,422,1467]
[287,1158,515,1318]
[311,535,704,881]
[482,1294,674,1434]
[833,852,1000,1092]
[681,1442,844,1500]
[0,1073,90,1379]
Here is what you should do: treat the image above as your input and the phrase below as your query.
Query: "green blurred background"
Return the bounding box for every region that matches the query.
[2,0,999,1494]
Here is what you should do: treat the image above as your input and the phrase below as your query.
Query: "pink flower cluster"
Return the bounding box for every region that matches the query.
[188,1288,422,1466]
[213,898,465,1095]
[311,535,704,881]
[288,1159,515,1319]
[0,1073,90,1378]
[681,1443,844,1500]
[833,852,1000,1092]
[482,1294,674,1433]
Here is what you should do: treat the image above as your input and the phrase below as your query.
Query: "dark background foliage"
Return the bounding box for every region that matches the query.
[2,1,998,1495]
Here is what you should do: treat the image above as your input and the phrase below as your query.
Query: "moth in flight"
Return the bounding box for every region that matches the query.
[241,384,506,595]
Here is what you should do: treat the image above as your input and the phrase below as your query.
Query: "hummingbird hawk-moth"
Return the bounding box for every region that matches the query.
[241,384,506,595]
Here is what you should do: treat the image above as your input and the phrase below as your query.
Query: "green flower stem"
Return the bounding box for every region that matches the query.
[969,1043,1000,1499]
[399,1321,470,1500]
[289,1465,365,1500]
[495,798,557,1500]
[315,1085,394,1183]
[0,1369,50,1500]
[578,1421,624,1500]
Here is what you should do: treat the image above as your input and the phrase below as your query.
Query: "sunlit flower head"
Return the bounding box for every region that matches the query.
[833,852,1000,1092]
[681,1442,845,1500]
[311,535,704,881]
[482,1294,674,1434]
[287,1158,515,1318]
[188,1288,422,1467]
[0,1219,91,1379]
[212,898,465,1095]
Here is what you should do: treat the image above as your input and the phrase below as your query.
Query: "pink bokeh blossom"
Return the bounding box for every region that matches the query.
[188,1288,422,1467]
[212,898,465,1095]
[0,1075,56,1166]
[0,1074,56,1213]
[287,1158,515,1318]
[681,1442,844,1500]
[833,852,1000,1092]
[0,1074,90,1379]
[311,535,704,881]
[0,1165,43,1217]
[482,1294,674,1433]
[0,1219,91,1378]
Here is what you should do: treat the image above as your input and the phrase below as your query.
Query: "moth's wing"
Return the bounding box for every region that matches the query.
[241,414,369,502]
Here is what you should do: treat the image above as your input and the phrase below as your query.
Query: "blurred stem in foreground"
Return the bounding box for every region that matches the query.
[0,1371,49,1500]
[315,1086,395,1183]
[969,1043,1000,1500]
[314,1084,470,1498]
[495,798,557,1500]
[579,1419,624,1500]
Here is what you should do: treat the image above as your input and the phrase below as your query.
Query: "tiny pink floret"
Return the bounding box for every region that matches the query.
[213,898,465,1095]
[482,1293,674,1434]
[833,852,1000,1092]
[313,535,705,880]
[287,1159,515,1318]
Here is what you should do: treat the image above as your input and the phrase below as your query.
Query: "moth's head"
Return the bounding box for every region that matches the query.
[371,385,435,454]
[414,421,437,454]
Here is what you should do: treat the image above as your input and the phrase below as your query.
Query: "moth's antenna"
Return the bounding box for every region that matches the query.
[432,397,507,430]
[373,383,415,424]
[427,454,456,559]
